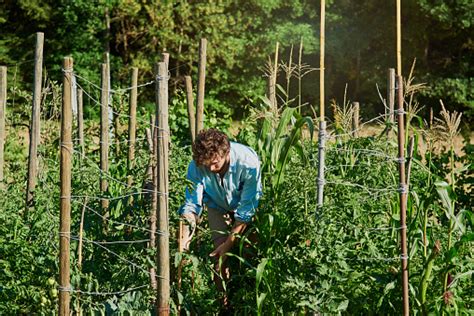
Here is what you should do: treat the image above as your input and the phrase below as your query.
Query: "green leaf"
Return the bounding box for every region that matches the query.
[257,292,267,311]
[256,258,269,290]
[337,299,349,311]
[435,181,454,220]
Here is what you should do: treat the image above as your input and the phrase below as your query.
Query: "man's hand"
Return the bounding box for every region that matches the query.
[180,213,197,252]
[209,220,247,261]
[209,239,233,261]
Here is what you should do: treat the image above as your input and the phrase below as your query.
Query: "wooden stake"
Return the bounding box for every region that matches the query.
[316,0,326,211]
[77,88,84,157]
[196,38,207,134]
[100,63,109,211]
[59,56,73,316]
[162,53,170,68]
[396,0,402,76]
[26,32,44,207]
[184,76,196,142]
[396,75,409,315]
[127,67,138,186]
[316,121,326,208]
[0,66,6,187]
[352,101,360,137]
[155,61,170,315]
[320,1,325,121]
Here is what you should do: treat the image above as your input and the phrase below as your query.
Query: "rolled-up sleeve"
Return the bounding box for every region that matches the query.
[179,161,204,217]
[234,167,262,223]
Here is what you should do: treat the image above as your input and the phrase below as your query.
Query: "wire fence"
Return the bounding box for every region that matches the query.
[2,59,411,303]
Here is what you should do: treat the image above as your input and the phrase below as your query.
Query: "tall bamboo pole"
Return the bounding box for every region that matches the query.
[127,67,138,186]
[100,63,109,211]
[0,66,6,187]
[196,38,207,134]
[185,76,196,142]
[155,61,170,315]
[396,0,402,76]
[320,3,325,121]
[316,0,326,209]
[26,32,44,207]
[77,88,84,157]
[396,75,409,315]
[59,56,73,316]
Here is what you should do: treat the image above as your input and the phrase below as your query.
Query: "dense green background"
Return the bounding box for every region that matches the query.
[1,0,473,120]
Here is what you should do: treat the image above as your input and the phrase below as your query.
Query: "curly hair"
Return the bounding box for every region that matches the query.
[192,129,230,166]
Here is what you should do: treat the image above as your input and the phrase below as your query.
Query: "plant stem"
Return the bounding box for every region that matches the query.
[286,45,293,105]
[298,38,303,113]
[443,143,456,295]
[424,145,432,258]
[419,241,440,315]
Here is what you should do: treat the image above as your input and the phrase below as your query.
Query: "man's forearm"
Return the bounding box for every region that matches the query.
[227,221,247,245]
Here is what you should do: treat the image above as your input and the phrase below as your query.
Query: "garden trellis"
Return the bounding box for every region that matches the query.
[52,54,188,314]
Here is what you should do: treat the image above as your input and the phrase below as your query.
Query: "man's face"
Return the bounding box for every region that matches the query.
[205,153,229,174]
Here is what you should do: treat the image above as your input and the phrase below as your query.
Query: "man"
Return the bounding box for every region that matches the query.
[179,128,262,306]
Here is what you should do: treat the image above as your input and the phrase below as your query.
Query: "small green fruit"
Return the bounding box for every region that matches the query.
[47,278,55,286]
[41,296,48,304]
[49,288,58,297]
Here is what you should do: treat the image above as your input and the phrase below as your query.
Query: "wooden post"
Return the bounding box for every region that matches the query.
[162,53,170,68]
[316,0,326,210]
[396,75,409,315]
[185,76,196,142]
[0,66,6,187]
[352,101,360,137]
[396,0,402,76]
[100,63,109,210]
[77,88,84,157]
[26,32,44,207]
[320,3,325,121]
[316,121,326,208]
[127,67,138,186]
[59,56,73,316]
[195,38,207,134]
[155,61,170,315]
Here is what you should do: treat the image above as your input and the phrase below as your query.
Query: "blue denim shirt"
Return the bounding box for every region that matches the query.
[179,142,262,223]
